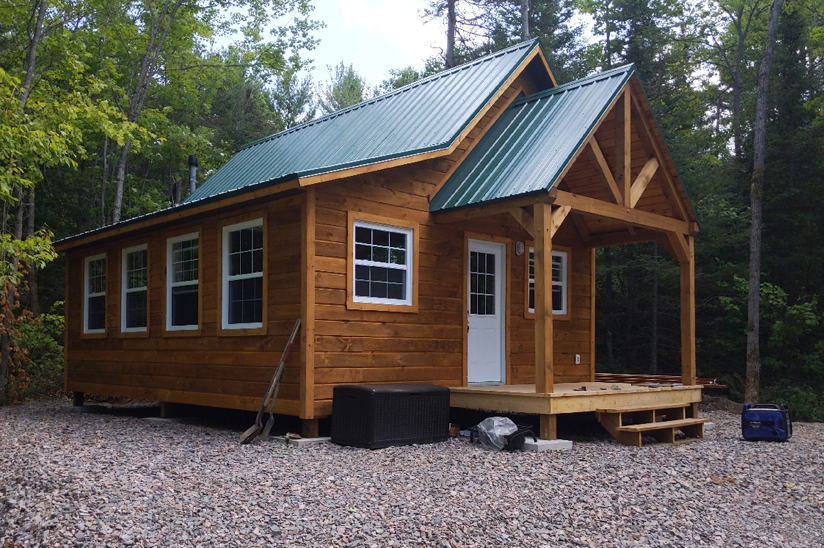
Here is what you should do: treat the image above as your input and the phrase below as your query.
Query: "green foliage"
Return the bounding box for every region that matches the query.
[6,303,65,403]
[318,62,371,114]
[762,382,824,422]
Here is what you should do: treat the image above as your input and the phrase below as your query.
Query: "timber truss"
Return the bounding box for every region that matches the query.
[434,78,698,440]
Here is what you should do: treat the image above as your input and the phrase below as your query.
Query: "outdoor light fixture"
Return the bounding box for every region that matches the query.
[515,241,525,256]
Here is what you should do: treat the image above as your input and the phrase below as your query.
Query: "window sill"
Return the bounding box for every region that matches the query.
[117,330,150,338]
[80,331,107,339]
[524,312,571,321]
[347,299,419,313]
[217,325,267,337]
[163,327,202,337]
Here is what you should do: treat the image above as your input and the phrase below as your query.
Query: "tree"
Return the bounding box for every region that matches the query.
[317,62,370,114]
[745,0,784,403]
[97,0,321,224]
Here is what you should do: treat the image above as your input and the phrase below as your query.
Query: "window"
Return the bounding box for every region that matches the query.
[469,250,495,315]
[167,232,199,330]
[222,219,263,329]
[84,254,106,333]
[527,247,568,316]
[121,245,148,332]
[353,220,413,306]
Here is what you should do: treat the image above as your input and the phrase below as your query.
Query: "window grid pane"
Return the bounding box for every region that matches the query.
[172,239,198,284]
[225,223,263,326]
[126,249,147,290]
[88,258,105,295]
[353,223,410,303]
[469,251,495,316]
[169,237,199,328]
[86,256,106,332]
[527,249,566,314]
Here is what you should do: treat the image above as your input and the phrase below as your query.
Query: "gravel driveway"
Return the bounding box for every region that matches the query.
[2,398,823,548]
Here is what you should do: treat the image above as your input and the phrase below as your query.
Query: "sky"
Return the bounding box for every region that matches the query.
[304,0,446,88]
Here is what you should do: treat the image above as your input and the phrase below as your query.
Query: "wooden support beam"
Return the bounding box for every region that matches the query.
[586,228,665,248]
[571,213,591,242]
[508,207,535,237]
[681,235,696,386]
[302,418,319,438]
[615,89,632,206]
[585,137,622,204]
[553,190,692,235]
[300,187,316,419]
[629,157,659,208]
[540,414,557,440]
[629,90,689,222]
[534,203,554,394]
[433,193,553,224]
[550,205,571,237]
[665,231,690,264]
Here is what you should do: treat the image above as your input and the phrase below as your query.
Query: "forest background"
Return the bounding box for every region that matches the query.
[2,0,823,420]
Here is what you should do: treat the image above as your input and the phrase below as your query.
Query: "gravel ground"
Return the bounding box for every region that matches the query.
[2,398,823,548]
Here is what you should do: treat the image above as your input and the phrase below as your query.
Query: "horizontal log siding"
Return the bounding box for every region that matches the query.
[310,77,593,416]
[65,194,304,413]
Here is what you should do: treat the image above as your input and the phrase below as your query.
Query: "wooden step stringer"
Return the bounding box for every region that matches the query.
[596,402,708,447]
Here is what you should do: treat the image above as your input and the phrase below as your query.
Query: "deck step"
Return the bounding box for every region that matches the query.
[616,417,709,432]
[597,403,694,414]
[597,403,706,447]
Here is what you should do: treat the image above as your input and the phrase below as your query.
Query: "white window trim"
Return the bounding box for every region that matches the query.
[528,247,568,315]
[121,244,148,333]
[166,232,199,331]
[222,218,264,330]
[84,253,106,334]
[352,220,414,307]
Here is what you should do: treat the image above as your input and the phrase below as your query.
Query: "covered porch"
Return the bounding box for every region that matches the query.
[432,77,702,445]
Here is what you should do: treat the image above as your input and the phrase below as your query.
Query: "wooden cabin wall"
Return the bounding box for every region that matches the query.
[65,193,304,414]
[311,165,595,416]
[309,67,594,416]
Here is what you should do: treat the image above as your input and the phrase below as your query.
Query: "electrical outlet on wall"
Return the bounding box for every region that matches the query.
[575,354,581,365]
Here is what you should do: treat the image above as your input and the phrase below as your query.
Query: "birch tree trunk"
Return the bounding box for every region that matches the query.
[110,0,185,224]
[745,0,784,404]
[446,0,456,68]
[1,0,48,405]
[520,0,530,41]
[26,186,39,317]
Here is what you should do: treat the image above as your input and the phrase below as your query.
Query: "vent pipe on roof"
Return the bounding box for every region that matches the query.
[188,155,198,194]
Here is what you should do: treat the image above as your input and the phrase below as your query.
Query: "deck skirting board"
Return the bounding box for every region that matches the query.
[450,383,702,415]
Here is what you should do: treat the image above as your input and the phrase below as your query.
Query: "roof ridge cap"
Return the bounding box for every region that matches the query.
[236,39,542,152]
[512,63,635,105]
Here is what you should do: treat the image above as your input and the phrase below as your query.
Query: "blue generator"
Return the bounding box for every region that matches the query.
[741,403,793,442]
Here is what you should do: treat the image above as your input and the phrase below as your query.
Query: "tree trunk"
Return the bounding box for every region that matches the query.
[745,0,784,404]
[605,247,615,369]
[111,139,131,223]
[100,136,108,227]
[110,0,184,224]
[26,186,39,317]
[520,0,530,41]
[20,0,48,109]
[2,0,48,404]
[446,0,456,68]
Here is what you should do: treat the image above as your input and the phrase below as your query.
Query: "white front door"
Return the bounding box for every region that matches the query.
[467,239,505,384]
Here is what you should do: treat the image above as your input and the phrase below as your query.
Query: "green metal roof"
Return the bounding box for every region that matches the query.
[186,39,542,203]
[430,64,634,211]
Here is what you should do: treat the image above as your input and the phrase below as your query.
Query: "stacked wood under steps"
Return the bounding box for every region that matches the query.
[596,403,708,447]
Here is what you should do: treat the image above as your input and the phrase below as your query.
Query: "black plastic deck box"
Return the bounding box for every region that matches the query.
[331,384,450,449]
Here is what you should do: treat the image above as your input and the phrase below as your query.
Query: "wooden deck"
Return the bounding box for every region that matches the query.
[450,382,703,416]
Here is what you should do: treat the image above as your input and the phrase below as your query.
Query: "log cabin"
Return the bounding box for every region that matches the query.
[57,39,706,446]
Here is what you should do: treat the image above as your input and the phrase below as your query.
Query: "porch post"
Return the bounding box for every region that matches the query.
[680,235,696,385]
[534,203,554,394]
